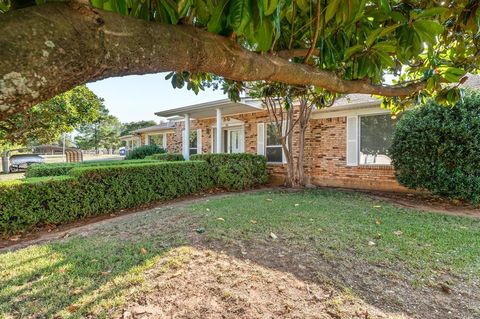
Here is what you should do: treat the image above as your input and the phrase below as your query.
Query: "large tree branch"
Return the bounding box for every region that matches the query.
[0,2,426,120]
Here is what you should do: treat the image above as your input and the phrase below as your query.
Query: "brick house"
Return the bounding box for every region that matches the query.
[121,94,408,192]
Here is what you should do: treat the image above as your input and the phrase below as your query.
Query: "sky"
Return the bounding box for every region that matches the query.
[87,73,227,123]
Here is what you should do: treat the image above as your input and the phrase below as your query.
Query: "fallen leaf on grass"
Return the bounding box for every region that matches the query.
[294,203,300,207]
[101,271,111,276]
[394,230,403,236]
[368,241,376,246]
[266,198,273,202]
[216,217,225,222]
[140,247,148,255]
[270,232,278,240]
[9,235,21,242]
[67,305,79,313]
[373,205,382,208]
[59,268,66,273]
[375,219,381,225]
[206,208,210,212]
[250,220,257,224]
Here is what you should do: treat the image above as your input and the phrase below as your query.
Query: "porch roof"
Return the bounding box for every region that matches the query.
[154,98,263,119]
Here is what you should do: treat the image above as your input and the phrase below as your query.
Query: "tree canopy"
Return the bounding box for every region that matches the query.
[0,85,104,146]
[0,0,479,117]
[75,105,122,152]
[120,120,156,136]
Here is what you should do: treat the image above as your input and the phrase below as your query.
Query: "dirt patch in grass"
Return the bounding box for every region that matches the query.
[119,247,406,319]
[192,235,478,319]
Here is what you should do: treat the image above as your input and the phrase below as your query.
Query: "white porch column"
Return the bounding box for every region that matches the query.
[216,108,222,153]
[183,113,190,160]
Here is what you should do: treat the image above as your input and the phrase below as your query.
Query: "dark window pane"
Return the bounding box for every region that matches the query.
[149,135,163,146]
[266,146,283,162]
[189,131,197,148]
[360,114,397,165]
[267,123,281,146]
[189,148,197,155]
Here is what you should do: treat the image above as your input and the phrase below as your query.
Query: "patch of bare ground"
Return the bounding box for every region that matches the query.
[192,235,479,319]
[119,247,408,319]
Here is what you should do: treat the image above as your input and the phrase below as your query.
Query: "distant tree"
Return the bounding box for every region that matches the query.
[120,120,156,136]
[0,85,103,147]
[75,106,122,153]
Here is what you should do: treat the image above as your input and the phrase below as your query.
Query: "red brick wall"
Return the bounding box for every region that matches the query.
[153,111,406,192]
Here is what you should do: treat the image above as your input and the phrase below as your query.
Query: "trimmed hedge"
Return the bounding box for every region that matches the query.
[391,90,480,204]
[0,161,213,234]
[191,153,267,190]
[124,144,165,160]
[25,159,158,178]
[144,153,184,161]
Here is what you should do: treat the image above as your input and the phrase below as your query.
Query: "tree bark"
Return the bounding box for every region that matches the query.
[0,2,427,120]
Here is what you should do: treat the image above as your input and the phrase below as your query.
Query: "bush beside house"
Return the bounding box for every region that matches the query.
[0,161,213,234]
[124,144,165,159]
[191,153,267,190]
[391,90,480,204]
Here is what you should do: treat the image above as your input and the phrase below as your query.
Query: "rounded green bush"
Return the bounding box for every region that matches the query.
[124,144,165,160]
[390,90,480,203]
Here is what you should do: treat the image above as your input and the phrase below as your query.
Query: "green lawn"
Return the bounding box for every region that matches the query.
[1,189,479,318]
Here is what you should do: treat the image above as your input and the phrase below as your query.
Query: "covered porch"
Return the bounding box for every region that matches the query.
[155,98,263,159]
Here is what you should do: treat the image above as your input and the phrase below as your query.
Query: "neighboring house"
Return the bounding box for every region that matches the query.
[126,76,480,192]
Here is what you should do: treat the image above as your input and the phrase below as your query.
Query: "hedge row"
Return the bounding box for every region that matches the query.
[144,153,184,161]
[25,159,158,178]
[191,153,267,190]
[125,144,165,160]
[0,161,213,234]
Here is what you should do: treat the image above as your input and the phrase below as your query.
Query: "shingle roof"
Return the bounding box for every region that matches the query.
[131,122,175,134]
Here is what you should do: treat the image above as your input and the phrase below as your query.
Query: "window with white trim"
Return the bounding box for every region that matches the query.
[265,123,283,163]
[148,134,164,147]
[359,114,397,165]
[189,130,198,155]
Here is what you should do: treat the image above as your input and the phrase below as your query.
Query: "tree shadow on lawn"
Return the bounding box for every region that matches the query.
[188,189,480,319]
[1,189,479,318]
[0,208,194,318]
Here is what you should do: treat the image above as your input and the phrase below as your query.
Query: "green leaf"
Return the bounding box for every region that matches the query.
[255,18,273,51]
[344,44,364,60]
[227,0,251,34]
[207,0,229,33]
[262,0,278,16]
[415,7,448,20]
[413,20,444,44]
[325,0,341,24]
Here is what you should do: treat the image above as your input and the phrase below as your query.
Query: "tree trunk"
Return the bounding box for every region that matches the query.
[0,2,427,119]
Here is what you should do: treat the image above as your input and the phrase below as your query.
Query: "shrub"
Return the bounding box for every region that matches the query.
[144,153,184,161]
[191,153,267,190]
[124,144,165,160]
[390,90,480,204]
[0,161,213,234]
[25,159,157,177]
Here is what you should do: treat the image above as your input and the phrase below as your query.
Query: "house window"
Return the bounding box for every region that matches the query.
[359,114,397,165]
[189,130,198,155]
[148,134,164,148]
[266,123,283,163]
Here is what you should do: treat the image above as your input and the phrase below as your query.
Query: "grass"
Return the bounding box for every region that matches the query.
[191,189,480,279]
[0,189,479,318]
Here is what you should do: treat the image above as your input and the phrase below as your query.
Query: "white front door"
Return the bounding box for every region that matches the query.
[228,128,243,153]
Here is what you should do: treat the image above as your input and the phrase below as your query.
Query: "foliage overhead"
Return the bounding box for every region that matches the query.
[80,0,480,108]
[390,90,480,204]
[0,85,103,146]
